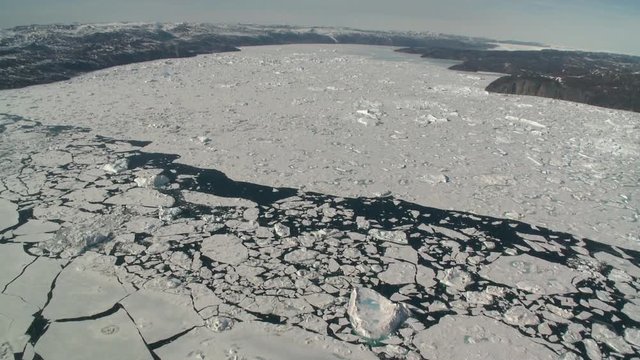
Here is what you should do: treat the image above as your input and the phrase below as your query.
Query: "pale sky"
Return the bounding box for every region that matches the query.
[1,0,639,55]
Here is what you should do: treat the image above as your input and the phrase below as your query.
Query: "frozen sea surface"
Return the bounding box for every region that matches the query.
[0,45,639,359]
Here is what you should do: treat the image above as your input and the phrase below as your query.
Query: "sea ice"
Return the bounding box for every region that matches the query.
[624,327,640,347]
[3,257,63,309]
[0,294,39,352]
[105,188,175,208]
[0,244,35,289]
[503,306,540,326]
[102,158,129,174]
[38,215,124,257]
[378,262,416,285]
[12,219,60,235]
[440,267,473,291]
[121,289,204,344]
[347,287,411,340]
[35,309,153,360]
[0,199,19,232]
[591,323,633,354]
[274,222,291,237]
[134,174,170,188]
[413,315,556,360]
[155,322,378,360]
[201,234,248,265]
[158,206,182,221]
[479,254,580,294]
[368,229,408,244]
[43,252,128,320]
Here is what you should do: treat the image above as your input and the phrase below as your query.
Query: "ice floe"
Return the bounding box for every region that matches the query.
[347,287,411,340]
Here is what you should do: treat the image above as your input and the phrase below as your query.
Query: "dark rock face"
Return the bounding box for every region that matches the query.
[0,23,493,90]
[397,47,640,113]
[486,75,640,112]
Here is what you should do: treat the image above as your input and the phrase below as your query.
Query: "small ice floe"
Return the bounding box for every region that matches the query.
[158,206,182,221]
[134,174,170,189]
[206,316,235,332]
[415,114,448,125]
[368,229,408,245]
[197,136,211,144]
[354,100,385,126]
[440,268,473,291]
[347,287,411,340]
[591,323,634,354]
[102,158,129,174]
[273,223,291,237]
[419,173,449,184]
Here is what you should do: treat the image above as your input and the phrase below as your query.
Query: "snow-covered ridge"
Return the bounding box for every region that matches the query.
[0,22,495,90]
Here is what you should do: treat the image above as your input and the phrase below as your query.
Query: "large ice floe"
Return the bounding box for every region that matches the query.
[1,44,639,359]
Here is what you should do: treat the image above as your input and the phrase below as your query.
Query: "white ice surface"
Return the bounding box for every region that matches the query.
[0,244,34,289]
[0,294,38,352]
[43,252,129,320]
[0,199,19,233]
[413,315,556,360]
[479,254,583,295]
[120,289,204,344]
[0,44,636,250]
[155,321,378,360]
[35,309,153,360]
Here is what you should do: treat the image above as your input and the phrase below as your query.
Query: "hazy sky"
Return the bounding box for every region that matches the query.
[1,0,639,55]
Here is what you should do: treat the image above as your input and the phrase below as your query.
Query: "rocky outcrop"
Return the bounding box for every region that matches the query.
[396,47,640,113]
[486,75,640,112]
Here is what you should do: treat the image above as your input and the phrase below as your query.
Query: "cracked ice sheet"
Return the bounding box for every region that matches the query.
[35,309,154,360]
[120,289,204,344]
[44,252,129,320]
[105,187,175,208]
[13,220,60,236]
[201,234,249,265]
[4,257,64,309]
[0,243,34,289]
[478,254,583,295]
[155,321,378,360]
[0,199,19,232]
[0,294,39,352]
[413,315,556,360]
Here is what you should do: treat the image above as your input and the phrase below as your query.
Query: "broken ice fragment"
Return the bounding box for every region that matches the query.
[503,306,540,326]
[201,234,248,265]
[158,206,182,221]
[419,173,449,184]
[274,223,291,237]
[379,262,416,285]
[368,229,408,244]
[347,287,411,340]
[356,216,370,230]
[591,323,634,354]
[206,316,235,332]
[134,174,170,188]
[440,268,473,291]
[624,327,640,347]
[197,136,211,144]
[40,220,115,257]
[0,199,19,232]
[102,158,129,174]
